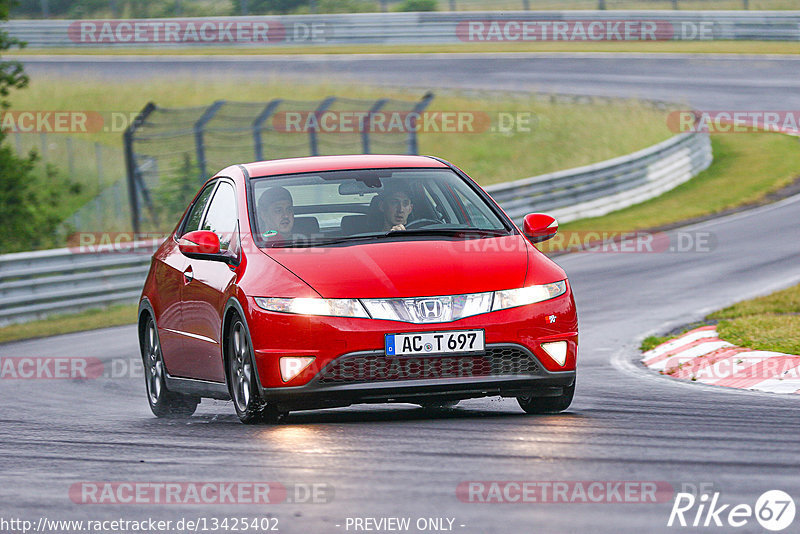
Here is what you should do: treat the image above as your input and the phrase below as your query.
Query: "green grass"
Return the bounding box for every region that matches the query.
[0,304,139,344]
[712,284,800,354]
[709,284,800,320]
[716,315,800,354]
[560,133,800,234]
[7,40,800,56]
[641,335,672,352]
[641,285,800,355]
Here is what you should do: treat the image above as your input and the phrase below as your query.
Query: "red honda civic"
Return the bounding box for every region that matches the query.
[138,155,578,423]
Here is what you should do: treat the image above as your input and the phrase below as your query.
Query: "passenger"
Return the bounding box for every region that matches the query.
[258,186,294,239]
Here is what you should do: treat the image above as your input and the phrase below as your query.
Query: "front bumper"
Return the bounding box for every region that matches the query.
[258,343,575,411]
[247,288,579,392]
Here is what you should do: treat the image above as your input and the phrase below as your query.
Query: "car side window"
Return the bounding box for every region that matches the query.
[182,183,216,236]
[201,182,238,252]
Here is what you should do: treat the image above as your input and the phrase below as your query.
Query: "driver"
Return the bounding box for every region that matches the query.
[258,186,294,239]
[378,185,413,232]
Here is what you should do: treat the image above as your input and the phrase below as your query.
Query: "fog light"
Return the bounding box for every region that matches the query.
[279,357,315,382]
[541,341,567,366]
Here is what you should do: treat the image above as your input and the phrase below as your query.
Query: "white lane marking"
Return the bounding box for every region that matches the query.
[647,341,732,371]
[642,329,718,359]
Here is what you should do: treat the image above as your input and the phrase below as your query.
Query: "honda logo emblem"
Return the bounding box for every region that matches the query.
[416,299,444,319]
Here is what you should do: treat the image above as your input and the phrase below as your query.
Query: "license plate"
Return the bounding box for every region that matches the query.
[385,330,485,357]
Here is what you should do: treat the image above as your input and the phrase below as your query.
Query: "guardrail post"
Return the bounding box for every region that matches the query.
[363,99,387,154]
[95,142,103,225]
[309,97,336,157]
[598,0,606,9]
[523,0,530,10]
[253,99,283,162]
[39,132,47,162]
[124,101,156,235]
[194,100,225,181]
[407,92,434,155]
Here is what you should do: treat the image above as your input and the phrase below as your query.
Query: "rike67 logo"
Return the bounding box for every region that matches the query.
[668,490,796,531]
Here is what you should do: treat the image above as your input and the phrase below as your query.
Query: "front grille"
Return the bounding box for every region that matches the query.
[316,345,540,384]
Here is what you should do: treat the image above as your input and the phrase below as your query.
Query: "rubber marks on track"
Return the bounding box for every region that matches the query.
[641,326,800,394]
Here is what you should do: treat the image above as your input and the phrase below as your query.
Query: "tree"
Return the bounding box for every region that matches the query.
[0,0,82,252]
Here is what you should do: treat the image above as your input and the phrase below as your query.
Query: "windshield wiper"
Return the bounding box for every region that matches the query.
[269,229,510,248]
[384,228,510,238]
[272,234,384,248]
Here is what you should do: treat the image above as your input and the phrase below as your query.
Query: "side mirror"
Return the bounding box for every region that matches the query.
[523,213,558,243]
[178,230,223,259]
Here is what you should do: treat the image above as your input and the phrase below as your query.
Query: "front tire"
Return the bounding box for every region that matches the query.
[227,315,287,424]
[140,315,199,418]
[517,381,575,414]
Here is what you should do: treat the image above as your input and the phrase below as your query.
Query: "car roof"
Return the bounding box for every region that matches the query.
[241,155,449,178]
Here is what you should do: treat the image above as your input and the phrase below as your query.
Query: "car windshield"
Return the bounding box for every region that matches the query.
[250,168,512,248]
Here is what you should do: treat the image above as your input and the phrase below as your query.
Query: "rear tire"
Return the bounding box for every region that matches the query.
[140,315,199,418]
[517,381,575,414]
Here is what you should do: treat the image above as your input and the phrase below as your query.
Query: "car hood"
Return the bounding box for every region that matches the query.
[262,235,561,299]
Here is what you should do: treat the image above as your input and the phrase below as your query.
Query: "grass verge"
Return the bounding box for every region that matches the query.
[641,284,800,354]
[710,284,800,354]
[560,132,800,234]
[0,304,139,344]
[6,41,800,56]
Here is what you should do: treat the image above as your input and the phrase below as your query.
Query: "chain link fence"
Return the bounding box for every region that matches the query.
[125,94,434,233]
[10,132,130,233]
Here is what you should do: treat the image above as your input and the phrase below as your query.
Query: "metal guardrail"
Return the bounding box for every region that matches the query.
[3,11,799,48]
[488,131,712,223]
[0,243,154,326]
[0,132,711,326]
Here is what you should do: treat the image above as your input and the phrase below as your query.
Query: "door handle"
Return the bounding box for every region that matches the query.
[183,266,193,284]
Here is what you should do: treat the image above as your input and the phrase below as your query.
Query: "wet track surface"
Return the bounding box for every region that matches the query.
[2,53,800,532]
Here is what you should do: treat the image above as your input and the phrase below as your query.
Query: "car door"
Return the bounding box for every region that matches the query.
[179,180,240,382]
[159,181,217,379]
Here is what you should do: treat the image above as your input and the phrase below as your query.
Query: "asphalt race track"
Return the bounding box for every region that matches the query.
[2,53,800,533]
[18,52,800,109]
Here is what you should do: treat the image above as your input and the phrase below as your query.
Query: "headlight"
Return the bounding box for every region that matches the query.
[254,280,566,321]
[491,281,567,312]
[254,297,369,318]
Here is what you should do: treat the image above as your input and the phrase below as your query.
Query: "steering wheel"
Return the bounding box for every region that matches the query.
[405,218,440,229]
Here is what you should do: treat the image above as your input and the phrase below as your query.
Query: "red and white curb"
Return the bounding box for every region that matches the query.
[641,326,800,394]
